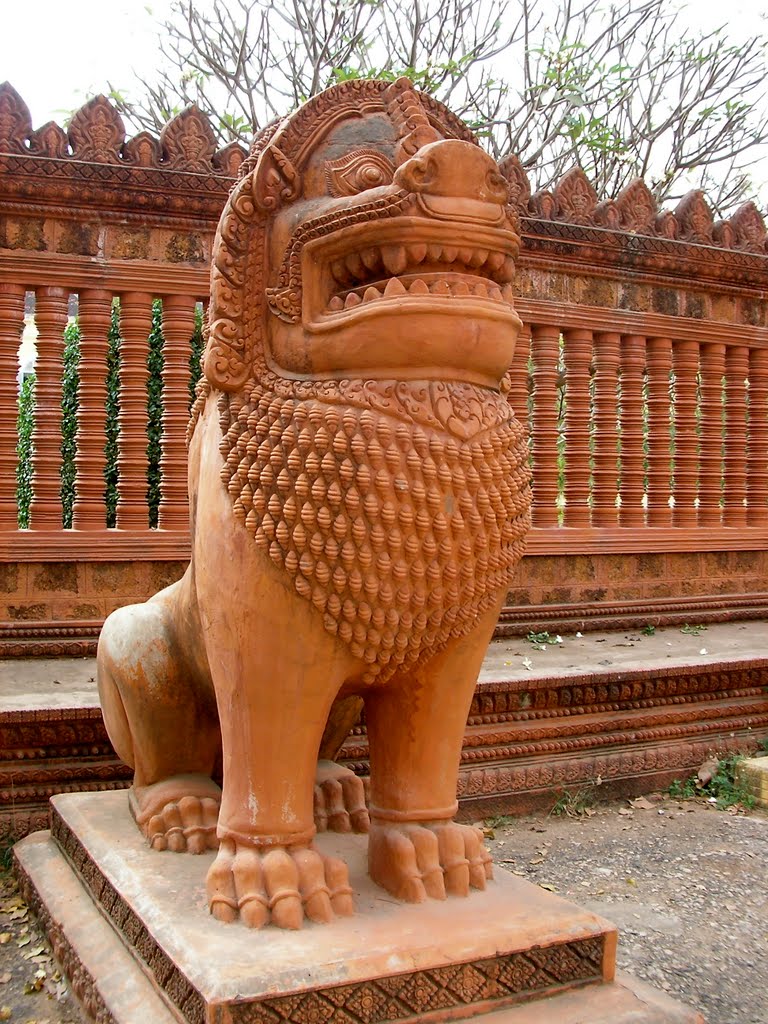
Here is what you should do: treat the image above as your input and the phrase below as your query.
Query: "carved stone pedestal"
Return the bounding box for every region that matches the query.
[15,792,702,1024]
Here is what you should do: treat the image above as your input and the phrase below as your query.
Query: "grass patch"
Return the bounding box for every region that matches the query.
[669,753,756,810]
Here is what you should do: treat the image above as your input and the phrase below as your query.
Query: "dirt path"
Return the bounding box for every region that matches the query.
[0,794,765,1023]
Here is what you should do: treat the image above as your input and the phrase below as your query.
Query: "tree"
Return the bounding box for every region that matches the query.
[110,0,768,215]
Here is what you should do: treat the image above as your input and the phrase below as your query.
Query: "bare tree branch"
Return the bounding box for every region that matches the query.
[106,0,768,216]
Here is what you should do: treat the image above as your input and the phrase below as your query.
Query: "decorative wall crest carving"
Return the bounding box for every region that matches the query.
[551,168,598,224]
[123,131,162,168]
[213,141,246,177]
[498,155,531,213]
[594,179,658,234]
[27,121,68,158]
[0,82,32,153]
[674,190,714,244]
[67,95,125,164]
[728,202,767,254]
[160,105,217,172]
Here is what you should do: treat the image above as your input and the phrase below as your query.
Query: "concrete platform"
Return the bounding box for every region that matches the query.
[14,791,703,1024]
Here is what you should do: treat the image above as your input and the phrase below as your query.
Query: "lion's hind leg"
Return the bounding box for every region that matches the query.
[97,583,222,852]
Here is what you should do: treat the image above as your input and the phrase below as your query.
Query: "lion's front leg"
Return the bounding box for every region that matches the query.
[197,566,362,927]
[205,643,359,927]
[365,601,502,903]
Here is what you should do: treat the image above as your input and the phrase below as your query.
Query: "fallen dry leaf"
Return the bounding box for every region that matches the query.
[0,1008,10,1021]
[630,797,654,810]
[539,883,558,892]
[0,935,10,947]
[697,758,719,786]
[617,807,633,816]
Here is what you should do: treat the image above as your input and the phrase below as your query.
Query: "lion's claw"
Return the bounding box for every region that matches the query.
[368,820,492,902]
[130,775,221,854]
[207,839,354,928]
[314,760,369,834]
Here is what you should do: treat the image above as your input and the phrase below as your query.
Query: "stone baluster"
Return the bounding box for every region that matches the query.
[506,324,530,430]
[117,293,154,529]
[723,345,749,527]
[618,334,646,528]
[562,328,593,527]
[159,295,197,529]
[529,323,562,526]
[671,340,700,527]
[645,337,673,526]
[31,287,69,529]
[0,285,28,529]
[697,342,726,526]
[746,347,768,524]
[591,331,620,527]
[73,290,112,529]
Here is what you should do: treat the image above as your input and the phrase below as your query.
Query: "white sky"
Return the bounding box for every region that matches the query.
[1,0,765,127]
[1,0,766,209]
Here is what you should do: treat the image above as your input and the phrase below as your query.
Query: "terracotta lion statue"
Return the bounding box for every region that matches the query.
[97,78,531,929]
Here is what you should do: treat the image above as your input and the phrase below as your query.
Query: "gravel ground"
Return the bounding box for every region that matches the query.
[0,793,765,1023]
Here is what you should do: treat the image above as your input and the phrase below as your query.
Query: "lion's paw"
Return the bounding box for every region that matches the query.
[314,760,369,834]
[368,820,493,903]
[207,840,354,929]
[130,774,221,854]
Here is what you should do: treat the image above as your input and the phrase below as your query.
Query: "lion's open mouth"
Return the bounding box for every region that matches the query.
[325,242,516,314]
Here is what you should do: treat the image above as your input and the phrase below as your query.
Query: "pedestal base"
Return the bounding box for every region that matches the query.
[14,792,703,1024]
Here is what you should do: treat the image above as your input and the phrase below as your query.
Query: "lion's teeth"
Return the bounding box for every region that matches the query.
[345,252,364,278]
[486,251,505,272]
[381,245,407,275]
[426,244,442,262]
[329,295,344,311]
[344,292,362,308]
[472,281,488,298]
[501,284,514,303]
[361,248,381,272]
[407,243,427,264]
[384,277,407,297]
[363,286,381,302]
[468,248,488,268]
[409,278,430,295]
[457,247,474,265]
[488,283,503,301]
[331,259,351,284]
[430,279,452,296]
[442,246,458,263]
[452,280,470,296]
[497,256,515,283]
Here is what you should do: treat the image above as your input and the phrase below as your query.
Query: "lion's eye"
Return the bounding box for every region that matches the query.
[325,149,395,197]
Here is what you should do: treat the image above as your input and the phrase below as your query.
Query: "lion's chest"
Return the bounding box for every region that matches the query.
[218,383,530,682]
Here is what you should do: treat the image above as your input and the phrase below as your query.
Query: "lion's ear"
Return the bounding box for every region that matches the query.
[203,170,262,392]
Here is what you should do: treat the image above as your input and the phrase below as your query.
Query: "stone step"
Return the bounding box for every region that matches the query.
[2,619,767,836]
[13,790,702,1024]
